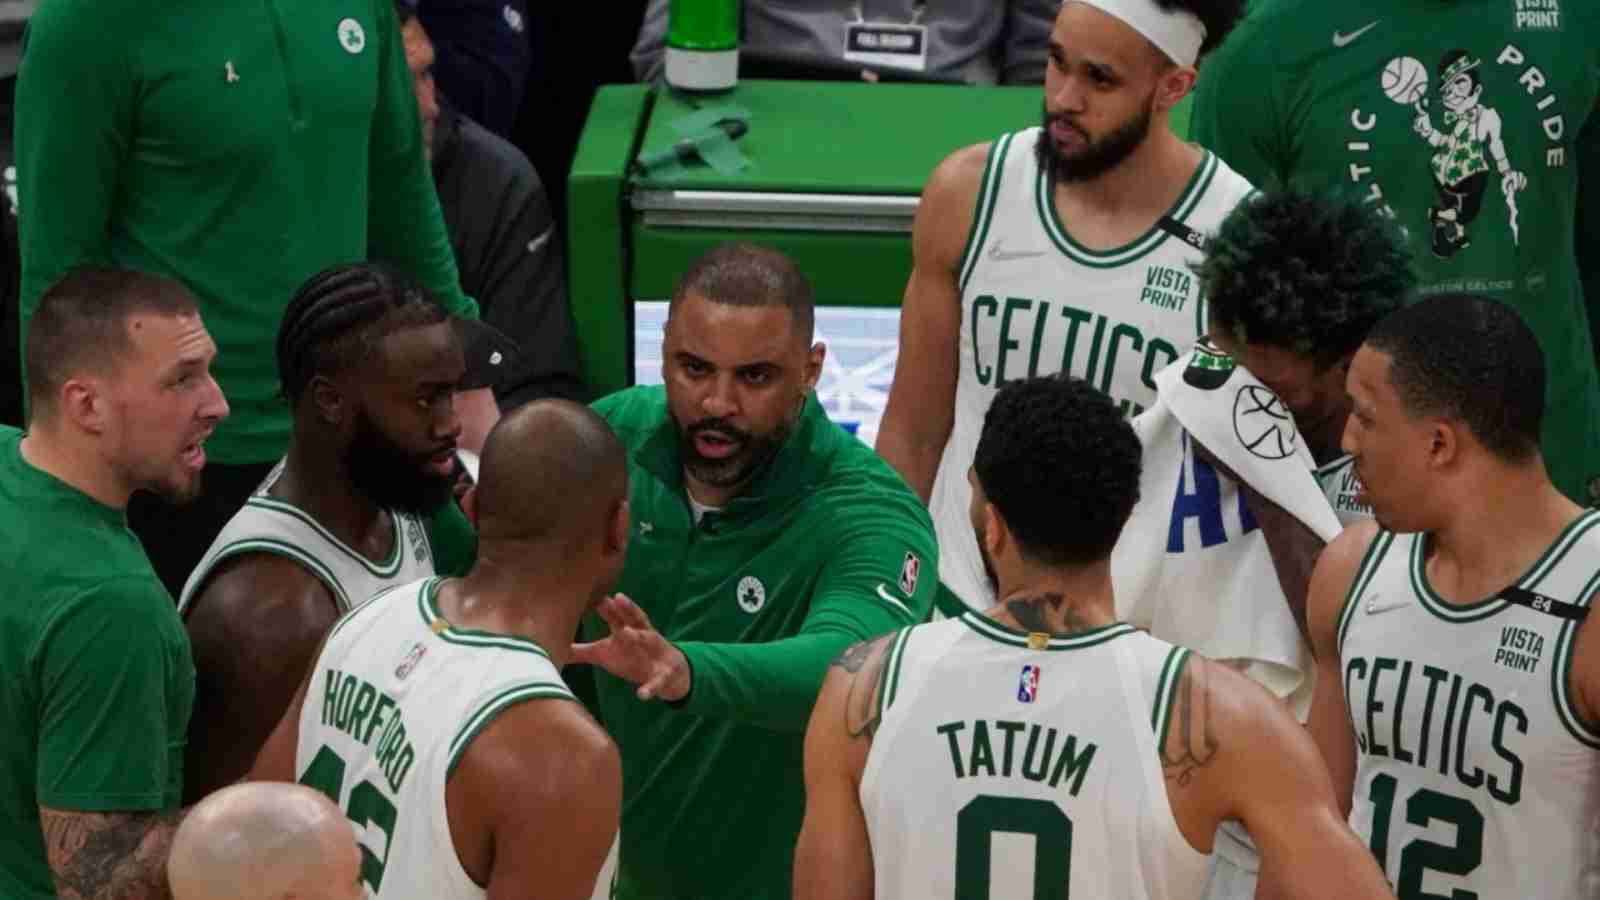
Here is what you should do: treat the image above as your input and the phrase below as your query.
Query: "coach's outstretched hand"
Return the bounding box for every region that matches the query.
[573,594,692,703]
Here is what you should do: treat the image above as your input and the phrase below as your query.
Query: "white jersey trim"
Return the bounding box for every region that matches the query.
[246,495,406,578]
[956,133,1016,295]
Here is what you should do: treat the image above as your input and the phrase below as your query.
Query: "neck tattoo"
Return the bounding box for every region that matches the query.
[1002,592,1094,635]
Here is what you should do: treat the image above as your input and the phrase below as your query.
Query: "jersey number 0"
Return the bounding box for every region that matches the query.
[955,794,1073,898]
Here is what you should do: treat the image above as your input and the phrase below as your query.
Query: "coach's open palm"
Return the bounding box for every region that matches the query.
[573,594,691,702]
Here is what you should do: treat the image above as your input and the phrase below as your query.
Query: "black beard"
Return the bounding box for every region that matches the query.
[673,412,791,492]
[344,412,455,515]
[1035,100,1154,184]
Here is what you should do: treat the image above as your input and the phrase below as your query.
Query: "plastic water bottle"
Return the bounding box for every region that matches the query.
[664,0,739,92]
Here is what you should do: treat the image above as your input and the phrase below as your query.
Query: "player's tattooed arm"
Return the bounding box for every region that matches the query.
[1159,657,1220,788]
[830,634,898,740]
[38,806,186,900]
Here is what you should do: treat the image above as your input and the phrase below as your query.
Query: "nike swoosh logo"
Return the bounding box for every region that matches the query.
[1332,20,1380,48]
[988,245,1048,262]
[876,584,913,618]
[1364,595,1408,615]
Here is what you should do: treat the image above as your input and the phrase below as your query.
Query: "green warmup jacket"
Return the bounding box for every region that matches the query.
[15,0,477,464]
[588,386,938,900]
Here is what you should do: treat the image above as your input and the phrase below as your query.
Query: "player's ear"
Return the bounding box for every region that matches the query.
[608,498,631,556]
[802,341,826,393]
[58,375,109,435]
[1428,419,1462,469]
[983,502,1008,559]
[310,374,347,427]
[1153,63,1197,112]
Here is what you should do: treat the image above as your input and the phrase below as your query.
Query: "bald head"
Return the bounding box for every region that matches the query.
[168,783,363,900]
[475,399,629,545]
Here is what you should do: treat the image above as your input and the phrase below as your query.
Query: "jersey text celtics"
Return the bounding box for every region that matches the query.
[930,127,1255,613]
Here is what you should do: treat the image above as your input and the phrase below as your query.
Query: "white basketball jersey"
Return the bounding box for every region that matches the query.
[1313,455,1373,528]
[1337,513,1600,899]
[929,129,1256,612]
[294,577,577,900]
[861,614,1209,900]
[179,461,437,615]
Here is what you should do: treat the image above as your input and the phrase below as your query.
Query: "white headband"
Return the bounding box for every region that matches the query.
[1073,0,1207,68]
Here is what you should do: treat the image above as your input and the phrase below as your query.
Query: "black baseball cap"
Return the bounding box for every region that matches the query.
[452,314,519,390]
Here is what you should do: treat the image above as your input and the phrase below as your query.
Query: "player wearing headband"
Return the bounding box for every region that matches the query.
[878,0,1253,620]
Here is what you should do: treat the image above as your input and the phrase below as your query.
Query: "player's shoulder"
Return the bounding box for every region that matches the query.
[457,690,619,802]
[823,626,915,734]
[1193,152,1259,217]
[926,140,1000,193]
[1306,519,1385,646]
[186,552,341,643]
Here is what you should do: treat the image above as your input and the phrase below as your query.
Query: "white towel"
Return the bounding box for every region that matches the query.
[1111,340,1343,718]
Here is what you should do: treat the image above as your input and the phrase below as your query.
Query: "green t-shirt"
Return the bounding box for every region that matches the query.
[0,428,193,899]
[1191,0,1600,504]
[587,386,937,899]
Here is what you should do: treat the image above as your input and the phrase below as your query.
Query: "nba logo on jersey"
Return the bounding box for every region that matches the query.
[899,552,920,596]
[1017,665,1040,703]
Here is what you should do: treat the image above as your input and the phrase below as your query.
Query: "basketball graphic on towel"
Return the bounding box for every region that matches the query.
[1233,385,1298,460]
[1381,56,1428,105]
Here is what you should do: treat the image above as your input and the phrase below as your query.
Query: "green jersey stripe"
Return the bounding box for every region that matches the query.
[1337,531,1394,658]
[1152,647,1192,748]
[958,613,1136,650]
[957,133,1012,295]
[446,682,577,777]
[416,578,553,660]
[1035,149,1218,269]
[206,538,352,613]
[879,627,913,715]
[246,495,405,578]
[1411,511,1600,623]
[1551,567,1600,749]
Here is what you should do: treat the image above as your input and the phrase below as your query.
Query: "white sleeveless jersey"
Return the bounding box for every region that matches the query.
[1313,455,1373,529]
[929,129,1256,612]
[861,614,1209,900]
[178,460,437,615]
[1336,513,1600,899]
[294,577,577,900]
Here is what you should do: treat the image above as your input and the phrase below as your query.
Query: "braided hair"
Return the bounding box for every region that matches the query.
[275,263,449,405]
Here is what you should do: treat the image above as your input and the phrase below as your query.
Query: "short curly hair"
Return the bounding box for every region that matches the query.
[1153,0,1248,60]
[974,375,1143,566]
[1195,187,1415,371]
[1365,294,1544,463]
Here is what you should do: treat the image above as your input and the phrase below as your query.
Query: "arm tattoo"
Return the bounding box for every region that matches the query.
[832,636,895,739]
[831,639,877,673]
[1160,663,1220,788]
[39,808,185,900]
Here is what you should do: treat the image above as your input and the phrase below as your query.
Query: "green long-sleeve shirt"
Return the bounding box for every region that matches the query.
[589,386,937,899]
[15,0,476,464]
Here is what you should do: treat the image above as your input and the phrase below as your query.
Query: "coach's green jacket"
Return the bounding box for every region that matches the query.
[587,385,937,899]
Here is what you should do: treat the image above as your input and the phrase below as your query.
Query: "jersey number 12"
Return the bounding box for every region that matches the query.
[1367,774,1484,898]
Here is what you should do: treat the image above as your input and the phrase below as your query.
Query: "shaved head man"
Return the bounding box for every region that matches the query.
[168,782,361,900]
[253,399,625,899]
